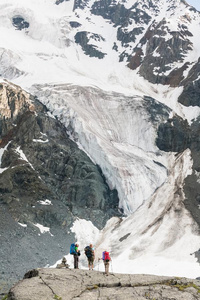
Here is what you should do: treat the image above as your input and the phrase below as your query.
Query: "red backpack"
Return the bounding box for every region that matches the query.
[103,251,110,261]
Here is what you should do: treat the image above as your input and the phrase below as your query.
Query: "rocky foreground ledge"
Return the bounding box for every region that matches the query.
[7,268,200,300]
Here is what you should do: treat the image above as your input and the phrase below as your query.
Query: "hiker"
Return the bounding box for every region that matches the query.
[74,243,80,269]
[99,250,111,275]
[84,244,95,270]
[70,243,80,269]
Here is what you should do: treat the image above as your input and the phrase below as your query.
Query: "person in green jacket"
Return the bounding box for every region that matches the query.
[74,243,80,269]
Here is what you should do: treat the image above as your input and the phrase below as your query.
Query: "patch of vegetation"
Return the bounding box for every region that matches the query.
[144,292,158,300]
[174,282,200,292]
[2,295,8,300]
[166,280,200,293]
[54,295,62,300]
[86,284,99,290]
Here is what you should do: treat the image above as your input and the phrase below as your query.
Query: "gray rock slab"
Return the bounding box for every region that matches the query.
[8,268,200,300]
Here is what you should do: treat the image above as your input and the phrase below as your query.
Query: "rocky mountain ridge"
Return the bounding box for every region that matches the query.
[67,0,200,106]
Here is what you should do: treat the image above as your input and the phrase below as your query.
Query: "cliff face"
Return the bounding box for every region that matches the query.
[7,268,200,300]
[0,82,120,296]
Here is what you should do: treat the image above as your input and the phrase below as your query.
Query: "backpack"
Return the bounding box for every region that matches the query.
[103,251,110,261]
[84,246,93,258]
[70,243,76,255]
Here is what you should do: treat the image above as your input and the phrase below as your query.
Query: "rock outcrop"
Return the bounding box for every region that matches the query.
[8,268,200,300]
[75,32,106,59]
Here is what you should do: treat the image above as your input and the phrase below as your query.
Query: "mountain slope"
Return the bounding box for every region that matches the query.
[1,0,200,295]
[0,81,120,296]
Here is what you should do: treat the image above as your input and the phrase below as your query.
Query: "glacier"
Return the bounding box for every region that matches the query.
[0,0,200,279]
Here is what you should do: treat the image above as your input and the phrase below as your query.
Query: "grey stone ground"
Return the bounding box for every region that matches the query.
[8,268,200,300]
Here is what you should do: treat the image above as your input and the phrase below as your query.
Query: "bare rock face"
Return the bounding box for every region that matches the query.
[0,81,34,137]
[74,31,106,59]
[8,268,200,300]
[128,18,193,86]
[12,16,29,31]
[0,81,120,297]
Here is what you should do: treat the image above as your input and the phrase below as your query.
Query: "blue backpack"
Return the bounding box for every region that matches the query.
[70,243,76,254]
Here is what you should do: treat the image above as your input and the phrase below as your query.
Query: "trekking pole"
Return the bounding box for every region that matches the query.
[98,258,100,272]
[111,260,113,274]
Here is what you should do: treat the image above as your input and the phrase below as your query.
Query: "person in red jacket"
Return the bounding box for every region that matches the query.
[102,250,111,275]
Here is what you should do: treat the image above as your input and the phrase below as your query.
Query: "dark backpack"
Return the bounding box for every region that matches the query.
[70,243,76,255]
[84,246,93,258]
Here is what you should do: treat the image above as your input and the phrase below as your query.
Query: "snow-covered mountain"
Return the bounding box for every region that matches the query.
[1,0,200,296]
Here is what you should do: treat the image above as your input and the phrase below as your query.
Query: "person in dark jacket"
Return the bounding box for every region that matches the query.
[84,244,95,270]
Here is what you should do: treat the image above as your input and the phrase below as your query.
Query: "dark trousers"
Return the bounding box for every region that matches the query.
[74,255,79,269]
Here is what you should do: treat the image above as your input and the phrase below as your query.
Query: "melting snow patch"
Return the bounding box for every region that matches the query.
[46,111,56,119]
[152,51,160,57]
[0,142,11,173]
[34,223,53,236]
[15,146,35,169]
[37,199,52,205]
[71,218,100,248]
[33,138,49,143]
[182,105,200,125]
[18,222,27,228]
[0,166,9,174]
